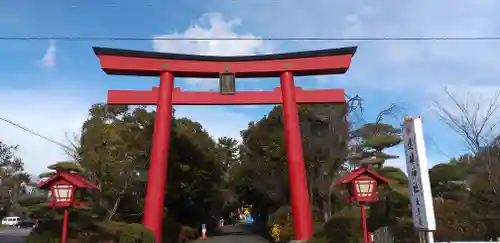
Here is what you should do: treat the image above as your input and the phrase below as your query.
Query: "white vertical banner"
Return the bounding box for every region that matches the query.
[403,116,436,231]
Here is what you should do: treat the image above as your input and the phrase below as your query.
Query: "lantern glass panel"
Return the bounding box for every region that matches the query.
[54,184,73,202]
[354,179,375,197]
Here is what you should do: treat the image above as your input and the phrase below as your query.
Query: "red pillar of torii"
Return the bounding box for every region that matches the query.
[93,46,357,242]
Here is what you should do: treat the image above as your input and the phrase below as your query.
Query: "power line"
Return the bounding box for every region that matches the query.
[0,117,72,151]
[1,36,500,42]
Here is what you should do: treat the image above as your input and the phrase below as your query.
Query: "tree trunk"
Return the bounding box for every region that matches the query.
[107,181,130,221]
[107,196,122,221]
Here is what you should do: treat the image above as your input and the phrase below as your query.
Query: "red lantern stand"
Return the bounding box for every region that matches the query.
[337,167,389,243]
[37,169,99,243]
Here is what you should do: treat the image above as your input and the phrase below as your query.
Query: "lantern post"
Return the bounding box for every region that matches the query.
[37,168,99,243]
[337,166,389,243]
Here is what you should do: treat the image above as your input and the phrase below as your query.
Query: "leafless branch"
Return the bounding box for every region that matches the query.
[432,86,500,153]
[345,94,364,129]
[375,103,405,125]
[64,132,81,161]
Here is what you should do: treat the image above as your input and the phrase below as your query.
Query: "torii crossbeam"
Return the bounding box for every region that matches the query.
[107,87,345,105]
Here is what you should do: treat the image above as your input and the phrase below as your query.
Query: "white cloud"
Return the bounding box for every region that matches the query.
[41,40,56,69]
[153,13,273,56]
[150,13,274,142]
[153,13,274,90]
[0,89,89,175]
[342,5,378,38]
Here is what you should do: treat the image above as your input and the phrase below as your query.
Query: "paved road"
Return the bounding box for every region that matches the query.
[191,223,269,243]
[0,228,31,243]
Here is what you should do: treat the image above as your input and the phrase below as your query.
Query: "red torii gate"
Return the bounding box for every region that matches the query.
[93,46,357,242]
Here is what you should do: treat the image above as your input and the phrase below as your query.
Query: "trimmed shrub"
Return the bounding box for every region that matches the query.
[25,219,155,243]
[323,207,363,243]
[47,162,83,173]
[162,218,200,243]
[177,225,198,243]
[268,206,327,242]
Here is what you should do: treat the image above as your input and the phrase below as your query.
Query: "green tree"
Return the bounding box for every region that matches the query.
[419,148,500,240]
[349,119,402,169]
[0,142,30,218]
[433,199,487,242]
[217,136,239,168]
[230,98,414,242]
[24,104,226,243]
[215,137,240,215]
[231,99,363,241]
[429,163,468,200]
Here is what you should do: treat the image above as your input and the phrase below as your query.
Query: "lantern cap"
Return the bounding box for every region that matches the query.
[336,167,389,185]
[36,170,99,191]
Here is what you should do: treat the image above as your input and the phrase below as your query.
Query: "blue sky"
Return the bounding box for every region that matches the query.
[1,0,500,174]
